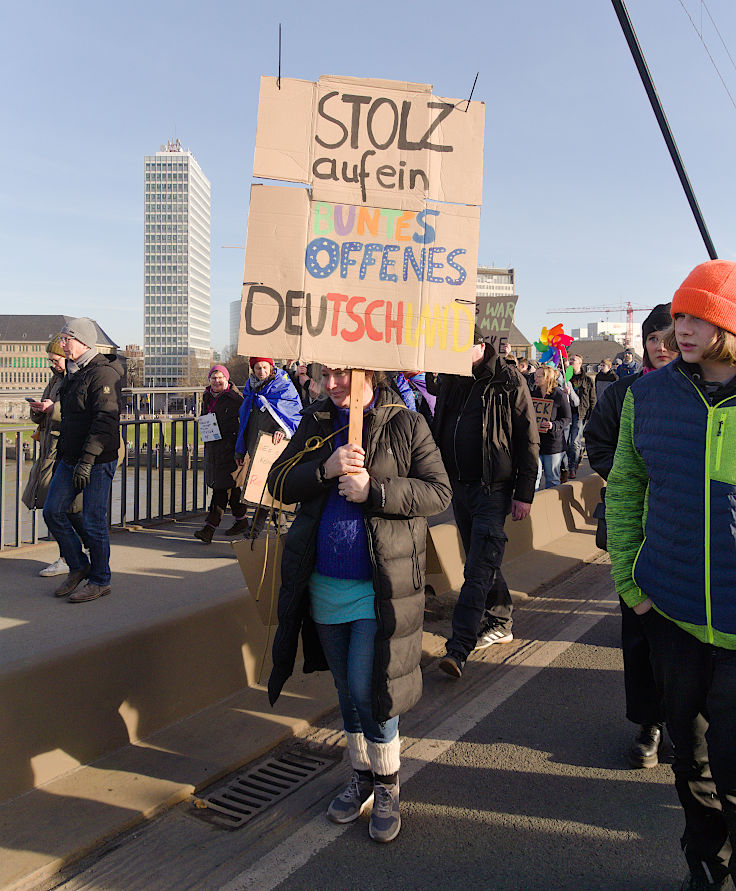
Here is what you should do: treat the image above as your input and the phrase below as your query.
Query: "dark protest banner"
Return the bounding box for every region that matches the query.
[475,293,518,355]
[239,75,485,374]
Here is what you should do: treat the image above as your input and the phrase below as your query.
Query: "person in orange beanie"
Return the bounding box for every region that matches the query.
[607,259,736,889]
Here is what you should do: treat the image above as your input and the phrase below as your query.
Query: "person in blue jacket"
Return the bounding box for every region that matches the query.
[233,357,302,537]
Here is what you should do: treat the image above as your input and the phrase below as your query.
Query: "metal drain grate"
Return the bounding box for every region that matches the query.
[193,746,341,829]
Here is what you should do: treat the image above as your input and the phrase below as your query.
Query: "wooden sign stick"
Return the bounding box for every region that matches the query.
[348,369,365,448]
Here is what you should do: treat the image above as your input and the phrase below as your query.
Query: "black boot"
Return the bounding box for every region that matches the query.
[194,525,215,544]
[629,723,662,768]
[223,517,250,536]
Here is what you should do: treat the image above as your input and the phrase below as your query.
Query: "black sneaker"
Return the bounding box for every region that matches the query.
[438,653,465,678]
[629,723,662,769]
[679,864,731,889]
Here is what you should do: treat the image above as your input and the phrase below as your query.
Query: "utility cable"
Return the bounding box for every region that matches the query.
[677,0,736,112]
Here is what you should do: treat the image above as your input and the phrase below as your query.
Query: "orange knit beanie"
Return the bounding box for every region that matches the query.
[671,260,736,334]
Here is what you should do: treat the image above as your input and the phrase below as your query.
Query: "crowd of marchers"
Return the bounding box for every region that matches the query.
[23,261,736,887]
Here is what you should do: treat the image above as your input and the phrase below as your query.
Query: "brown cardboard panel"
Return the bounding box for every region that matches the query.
[242,432,295,510]
[427,522,466,592]
[253,75,484,211]
[237,184,479,373]
[232,536,284,626]
[253,77,316,184]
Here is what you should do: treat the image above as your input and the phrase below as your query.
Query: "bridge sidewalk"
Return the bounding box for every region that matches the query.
[0,471,604,890]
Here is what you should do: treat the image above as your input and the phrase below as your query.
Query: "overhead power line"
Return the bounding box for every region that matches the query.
[677,0,736,113]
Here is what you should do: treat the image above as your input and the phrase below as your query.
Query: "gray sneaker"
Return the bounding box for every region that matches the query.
[68,583,111,603]
[327,771,374,824]
[369,779,401,843]
[53,566,89,597]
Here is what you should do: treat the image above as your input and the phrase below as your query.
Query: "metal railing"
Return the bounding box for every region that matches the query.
[1,418,210,550]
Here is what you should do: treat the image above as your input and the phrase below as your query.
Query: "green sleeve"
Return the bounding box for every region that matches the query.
[606,389,649,607]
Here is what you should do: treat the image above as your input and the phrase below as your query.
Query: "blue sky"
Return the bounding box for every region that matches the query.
[2,0,735,353]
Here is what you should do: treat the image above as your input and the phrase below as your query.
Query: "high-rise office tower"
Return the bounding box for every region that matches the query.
[143,138,211,386]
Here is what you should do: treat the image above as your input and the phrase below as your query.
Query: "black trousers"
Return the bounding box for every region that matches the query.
[205,486,246,527]
[642,608,736,882]
[620,596,664,725]
[447,480,512,660]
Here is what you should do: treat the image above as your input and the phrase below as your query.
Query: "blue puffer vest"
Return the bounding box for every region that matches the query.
[630,360,736,642]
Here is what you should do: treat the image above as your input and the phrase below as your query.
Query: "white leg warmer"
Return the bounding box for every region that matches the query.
[366,735,401,777]
[345,731,371,772]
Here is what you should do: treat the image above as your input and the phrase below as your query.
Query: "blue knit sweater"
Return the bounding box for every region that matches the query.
[314,404,373,580]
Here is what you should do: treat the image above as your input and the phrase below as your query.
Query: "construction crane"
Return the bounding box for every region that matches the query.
[549,303,653,348]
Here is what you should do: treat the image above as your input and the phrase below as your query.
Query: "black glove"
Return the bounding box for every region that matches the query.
[73,460,93,489]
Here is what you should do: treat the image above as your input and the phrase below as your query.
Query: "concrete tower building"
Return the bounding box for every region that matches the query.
[143,138,211,386]
[229,299,241,359]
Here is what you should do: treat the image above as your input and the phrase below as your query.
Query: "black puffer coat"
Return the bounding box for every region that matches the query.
[266,386,452,722]
[201,384,243,490]
[58,353,124,464]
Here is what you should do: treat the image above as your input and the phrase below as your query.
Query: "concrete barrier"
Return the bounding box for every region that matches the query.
[426,474,602,597]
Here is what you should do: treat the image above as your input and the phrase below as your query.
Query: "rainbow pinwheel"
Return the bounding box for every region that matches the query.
[534,323,575,380]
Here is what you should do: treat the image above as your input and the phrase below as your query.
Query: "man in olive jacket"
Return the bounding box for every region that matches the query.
[430,330,540,677]
[43,318,124,603]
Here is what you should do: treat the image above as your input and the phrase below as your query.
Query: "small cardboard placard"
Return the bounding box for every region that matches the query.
[532,397,554,430]
[198,413,221,442]
[475,294,518,356]
[243,432,295,510]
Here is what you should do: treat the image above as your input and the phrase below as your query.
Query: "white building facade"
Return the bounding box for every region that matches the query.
[143,139,211,386]
[476,266,515,300]
[229,299,241,360]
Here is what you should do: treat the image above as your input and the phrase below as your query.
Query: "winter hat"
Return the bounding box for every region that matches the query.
[641,303,672,341]
[46,335,64,356]
[208,364,229,380]
[671,260,736,335]
[60,317,97,348]
[249,357,274,369]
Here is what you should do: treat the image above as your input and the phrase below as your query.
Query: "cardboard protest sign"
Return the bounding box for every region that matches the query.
[243,432,294,510]
[532,397,554,430]
[239,184,480,372]
[239,74,484,375]
[253,75,485,211]
[475,294,517,355]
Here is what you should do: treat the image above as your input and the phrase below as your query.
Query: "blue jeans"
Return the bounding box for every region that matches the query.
[536,453,564,489]
[566,413,583,470]
[315,618,399,744]
[43,460,116,586]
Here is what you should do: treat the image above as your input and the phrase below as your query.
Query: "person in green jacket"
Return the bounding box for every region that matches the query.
[607,260,736,891]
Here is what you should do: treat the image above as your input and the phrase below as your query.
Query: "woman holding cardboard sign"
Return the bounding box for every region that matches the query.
[265,367,451,843]
[194,365,248,544]
[531,365,571,489]
[234,357,302,537]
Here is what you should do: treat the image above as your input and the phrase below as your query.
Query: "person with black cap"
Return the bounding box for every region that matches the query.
[586,302,678,771]
[42,317,124,602]
[428,327,539,677]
